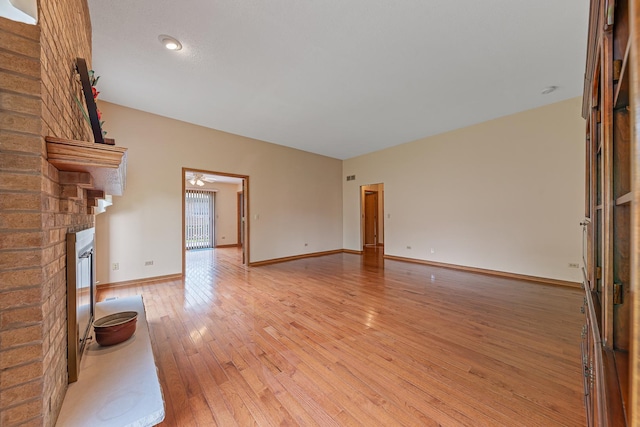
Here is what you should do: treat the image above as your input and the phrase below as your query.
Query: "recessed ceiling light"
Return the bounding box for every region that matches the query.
[541,86,558,95]
[158,35,182,51]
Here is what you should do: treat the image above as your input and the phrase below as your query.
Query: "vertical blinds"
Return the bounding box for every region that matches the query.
[185,190,214,250]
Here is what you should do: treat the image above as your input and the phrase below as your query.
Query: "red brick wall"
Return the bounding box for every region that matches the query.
[0,1,95,425]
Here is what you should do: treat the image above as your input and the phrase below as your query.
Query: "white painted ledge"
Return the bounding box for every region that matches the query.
[56,295,165,427]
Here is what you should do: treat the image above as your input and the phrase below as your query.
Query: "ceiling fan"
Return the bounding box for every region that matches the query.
[186,173,216,187]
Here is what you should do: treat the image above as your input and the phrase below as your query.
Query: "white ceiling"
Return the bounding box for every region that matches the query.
[88,1,589,160]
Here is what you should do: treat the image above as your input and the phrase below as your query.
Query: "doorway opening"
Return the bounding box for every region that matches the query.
[361,183,384,250]
[182,168,249,276]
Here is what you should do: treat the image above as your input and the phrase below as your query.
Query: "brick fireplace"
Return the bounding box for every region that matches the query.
[0,1,98,425]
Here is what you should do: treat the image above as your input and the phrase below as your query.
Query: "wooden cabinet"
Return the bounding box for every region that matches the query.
[581,0,639,425]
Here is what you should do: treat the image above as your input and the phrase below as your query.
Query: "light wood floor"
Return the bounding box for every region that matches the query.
[97,248,586,426]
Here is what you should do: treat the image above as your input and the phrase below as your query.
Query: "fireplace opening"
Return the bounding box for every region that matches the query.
[66,227,96,383]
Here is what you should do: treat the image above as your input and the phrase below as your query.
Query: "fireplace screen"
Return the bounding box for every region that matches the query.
[66,227,95,383]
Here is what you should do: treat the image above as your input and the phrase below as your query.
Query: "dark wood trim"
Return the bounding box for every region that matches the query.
[250,251,579,289]
[602,27,615,349]
[237,191,243,248]
[342,249,364,255]
[245,179,249,265]
[614,39,631,109]
[383,255,581,288]
[249,250,344,267]
[76,58,104,143]
[583,0,602,117]
[583,275,610,425]
[628,0,640,423]
[182,169,185,278]
[97,273,183,290]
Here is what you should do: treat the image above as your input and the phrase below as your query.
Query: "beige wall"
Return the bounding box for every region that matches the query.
[98,97,584,284]
[343,97,585,282]
[213,182,242,246]
[95,102,343,284]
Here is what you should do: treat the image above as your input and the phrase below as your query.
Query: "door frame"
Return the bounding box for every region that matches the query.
[237,191,244,249]
[182,167,250,275]
[360,183,384,250]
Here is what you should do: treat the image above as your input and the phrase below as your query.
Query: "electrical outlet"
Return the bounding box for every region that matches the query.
[430,248,435,254]
[568,263,579,269]
[112,263,119,271]
[145,260,154,266]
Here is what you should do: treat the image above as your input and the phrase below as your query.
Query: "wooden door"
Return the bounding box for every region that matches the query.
[364,191,377,246]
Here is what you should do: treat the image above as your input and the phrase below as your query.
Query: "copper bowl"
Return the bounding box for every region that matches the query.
[93,311,138,346]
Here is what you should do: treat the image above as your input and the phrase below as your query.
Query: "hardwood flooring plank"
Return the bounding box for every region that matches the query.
[188,393,217,426]
[218,380,258,426]
[188,352,238,427]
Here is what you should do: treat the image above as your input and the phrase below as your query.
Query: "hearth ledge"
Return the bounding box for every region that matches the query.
[55,295,165,427]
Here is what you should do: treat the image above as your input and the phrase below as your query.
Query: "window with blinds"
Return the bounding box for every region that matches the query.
[185,190,214,250]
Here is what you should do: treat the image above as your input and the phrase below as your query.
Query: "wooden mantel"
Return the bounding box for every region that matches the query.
[46,136,127,196]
